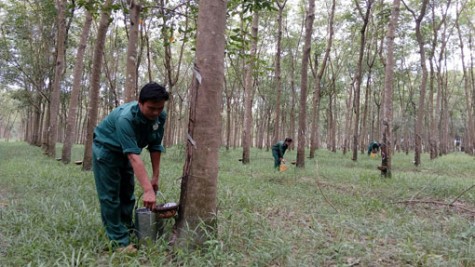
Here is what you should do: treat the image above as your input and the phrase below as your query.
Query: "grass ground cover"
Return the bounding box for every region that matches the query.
[0,141,474,266]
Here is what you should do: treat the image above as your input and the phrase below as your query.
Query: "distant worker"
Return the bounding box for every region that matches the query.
[367,141,380,157]
[454,138,461,151]
[272,138,293,170]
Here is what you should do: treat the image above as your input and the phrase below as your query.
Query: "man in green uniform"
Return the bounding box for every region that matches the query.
[367,141,380,156]
[92,82,169,252]
[272,138,293,169]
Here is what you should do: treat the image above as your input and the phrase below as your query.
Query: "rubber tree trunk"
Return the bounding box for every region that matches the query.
[124,0,141,102]
[406,0,429,167]
[272,1,286,145]
[82,0,113,171]
[310,0,335,158]
[455,11,475,155]
[174,0,227,248]
[380,0,401,177]
[62,11,92,164]
[296,0,315,168]
[351,0,373,162]
[46,0,67,158]
[242,12,259,164]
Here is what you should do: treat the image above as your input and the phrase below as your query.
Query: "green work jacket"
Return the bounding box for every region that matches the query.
[272,141,288,158]
[93,101,166,155]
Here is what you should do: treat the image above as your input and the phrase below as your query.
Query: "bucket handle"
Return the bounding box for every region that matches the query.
[134,190,168,212]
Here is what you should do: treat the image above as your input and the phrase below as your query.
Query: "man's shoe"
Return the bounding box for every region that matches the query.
[115,244,138,254]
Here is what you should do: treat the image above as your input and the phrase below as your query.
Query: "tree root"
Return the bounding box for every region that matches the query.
[396,184,475,216]
[395,199,475,216]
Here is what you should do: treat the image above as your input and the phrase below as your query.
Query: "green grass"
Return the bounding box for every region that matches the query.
[0,142,474,266]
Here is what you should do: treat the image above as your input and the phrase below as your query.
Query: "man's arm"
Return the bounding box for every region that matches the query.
[150,151,161,192]
[127,153,156,210]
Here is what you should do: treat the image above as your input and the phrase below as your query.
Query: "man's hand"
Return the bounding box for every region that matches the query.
[143,189,156,210]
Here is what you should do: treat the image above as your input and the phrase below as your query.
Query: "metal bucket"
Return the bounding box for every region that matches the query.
[135,207,164,243]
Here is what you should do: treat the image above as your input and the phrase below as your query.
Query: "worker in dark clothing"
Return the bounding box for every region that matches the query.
[272,138,293,169]
[367,141,380,156]
[92,82,169,253]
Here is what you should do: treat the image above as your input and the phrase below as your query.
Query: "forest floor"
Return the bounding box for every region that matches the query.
[0,141,474,266]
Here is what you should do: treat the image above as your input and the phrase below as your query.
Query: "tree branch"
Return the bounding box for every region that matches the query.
[401,0,416,18]
[449,184,475,206]
[395,198,475,215]
[353,0,364,18]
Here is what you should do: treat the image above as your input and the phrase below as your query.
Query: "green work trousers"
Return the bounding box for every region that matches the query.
[92,142,136,247]
[272,149,281,169]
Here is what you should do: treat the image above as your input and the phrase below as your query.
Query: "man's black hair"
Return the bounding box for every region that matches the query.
[285,137,293,143]
[139,82,169,103]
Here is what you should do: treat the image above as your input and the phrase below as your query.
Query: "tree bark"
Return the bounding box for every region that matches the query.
[310,0,335,158]
[175,0,226,248]
[437,19,450,156]
[428,1,451,159]
[296,0,315,168]
[380,0,401,177]
[62,10,92,164]
[343,82,354,155]
[242,12,259,164]
[328,58,340,152]
[224,78,233,150]
[351,0,373,162]
[46,0,67,158]
[82,0,113,171]
[403,0,429,167]
[360,31,378,154]
[272,0,287,145]
[124,0,141,102]
[469,31,475,155]
[455,7,474,155]
[160,0,189,147]
[31,93,43,146]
